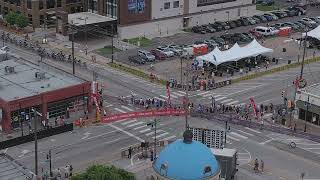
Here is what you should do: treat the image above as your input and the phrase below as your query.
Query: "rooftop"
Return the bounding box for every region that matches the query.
[0,58,84,101]
[304,83,320,97]
[68,12,116,26]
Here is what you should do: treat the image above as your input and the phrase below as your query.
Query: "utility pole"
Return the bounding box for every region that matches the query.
[71,21,75,75]
[2,31,5,47]
[32,108,38,176]
[111,24,114,63]
[47,149,52,177]
[184,56,190,130]
[85,16,88,56]
[300,25,308,79]
[147,119,157,161]
[180,57,183,84]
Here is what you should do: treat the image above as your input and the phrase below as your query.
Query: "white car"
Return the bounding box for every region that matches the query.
[0,46,9,52]
[301,18,317,25]
[157,47,174,57]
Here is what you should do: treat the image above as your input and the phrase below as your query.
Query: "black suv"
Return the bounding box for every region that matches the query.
[129,56,146,64]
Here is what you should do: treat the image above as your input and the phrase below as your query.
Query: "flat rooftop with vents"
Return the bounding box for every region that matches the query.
[0,58,84,101]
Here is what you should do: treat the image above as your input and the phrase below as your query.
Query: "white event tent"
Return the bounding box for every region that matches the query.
[196,39,274,66]
[302,25,320,40]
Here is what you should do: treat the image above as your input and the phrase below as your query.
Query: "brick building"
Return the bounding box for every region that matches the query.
[0,57,92,133]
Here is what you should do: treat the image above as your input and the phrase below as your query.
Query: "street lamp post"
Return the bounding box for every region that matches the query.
[47,149,52,177]
[180,57,183,85]
[304,95,310,132]
[300,25,308,79]
[31,108,39,176]
[85,17,88,56]
[147,119,157,161]
[70,21,76,75]
[111,24,114,63]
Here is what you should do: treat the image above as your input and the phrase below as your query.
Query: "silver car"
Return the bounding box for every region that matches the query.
[137,50,155,62]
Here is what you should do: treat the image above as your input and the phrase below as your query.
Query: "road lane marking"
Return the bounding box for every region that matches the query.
[86,130,118,140]
[121,105,134,111]
[245,127,261,134]
[172,92,185,97]
[227,135,240,141]
[127,121,144,128]
[109,124,144,142]
[220,99,233,104]
[121,119,137,125]
[237,130,254,136]
[203,93,216,97]
[114,108,126,113]
[259,139,273,145]
[140,128,151,133]
[197,91,211,96]
[215,97,227,101]
[102,138,121,145]
[81,132,92,140]
[230,132,248,139]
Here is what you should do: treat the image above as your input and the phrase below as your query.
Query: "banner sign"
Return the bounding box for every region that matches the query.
[102,108,186,123]
[249,97,258,117]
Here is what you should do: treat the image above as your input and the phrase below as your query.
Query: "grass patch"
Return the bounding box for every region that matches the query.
[96,46,121,56]
[256,4,279,11]
[123,37,152,47]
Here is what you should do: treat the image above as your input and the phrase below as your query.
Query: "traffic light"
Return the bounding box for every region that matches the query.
[281,91,285,98]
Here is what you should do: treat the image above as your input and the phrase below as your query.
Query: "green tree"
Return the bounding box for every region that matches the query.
[71,165,135,180]
[15,14,28,29]
[5,12,17,26]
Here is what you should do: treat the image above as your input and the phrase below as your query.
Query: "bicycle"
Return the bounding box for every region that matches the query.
[289,141,296,148]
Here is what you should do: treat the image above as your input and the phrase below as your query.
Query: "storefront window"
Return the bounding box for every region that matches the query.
[47,95,87,118]
[10,106,41,129]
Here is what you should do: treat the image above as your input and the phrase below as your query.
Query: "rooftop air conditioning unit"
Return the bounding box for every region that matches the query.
[35,72,46,80]
[5,66,14,74]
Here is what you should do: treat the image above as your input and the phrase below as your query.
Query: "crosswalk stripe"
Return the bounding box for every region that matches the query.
[114,108,126,113]
[197,91,211,96]
[155,132,169,139]
[230,132,248,139]
[263,113,273,118]
[245,127,261,134]
[220,99,233,104]
[160,135,176,141]
[178,91,186,94]
[214,95,222,98]
[121,105,134,111]
[172,92,185,97]
[154,97,166,101]
[139,128,151,133]
[227,135,240,141]
[134,125,147,130]
[215,97,227,101]
[237,130,254,136]
[226,100,239,106]
[121,119,137,125]
[146,130,164,136]
[203,93,216,97]
[127,121,144,128]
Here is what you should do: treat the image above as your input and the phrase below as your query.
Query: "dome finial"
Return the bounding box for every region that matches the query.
[183,130,193,144]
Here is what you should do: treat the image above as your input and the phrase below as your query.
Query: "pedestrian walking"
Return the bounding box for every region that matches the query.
[260,159,264,172]
[128,147,132,159]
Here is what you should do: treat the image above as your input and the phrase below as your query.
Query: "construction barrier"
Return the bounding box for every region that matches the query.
[102,108,186,123]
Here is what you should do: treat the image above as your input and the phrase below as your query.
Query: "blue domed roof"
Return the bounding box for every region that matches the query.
[153,139,220,180]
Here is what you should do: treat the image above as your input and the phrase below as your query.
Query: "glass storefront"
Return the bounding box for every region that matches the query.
[47,95,88,118]
[11,106,41,129]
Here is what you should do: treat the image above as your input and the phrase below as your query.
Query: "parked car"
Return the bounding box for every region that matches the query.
[210,37,225,47]
[210,23,223,32]
[137,50,155,62]
[297,20,314,29]
[215,21,230,30]
[129,56,146,64]
[192,26,206,34]
[287,6,306,15]
[264,13,279,20]
[242,32,255,40]
[232,20,242,27]
[157,47,174,57]
[254,26,279,36]
[246,17,257,25]
[203,25,217,33]
[309,17,320,23]
[220,34,234,43]
[253,15,268,23]
[271,11,285,19]
[252,17,261,24]
[283,22,300,31]
[168,45,183,56]
[262,0,274,6]
[150,49,166,60]
[301,18,318,25]
[262,14,273,21]
[233,33,251,43]
[249,30,263,39]
[1,46,9,52]
[204,40,219,48]
[282,10,296,17]
[271,23,285,29]
[239,17,250,26]
[226,21,237,29]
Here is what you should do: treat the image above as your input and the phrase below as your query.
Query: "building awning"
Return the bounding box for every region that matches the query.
[68,12,117,26]
[296,100,320,115]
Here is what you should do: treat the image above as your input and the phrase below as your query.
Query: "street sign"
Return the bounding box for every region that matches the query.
[188,127,225,149]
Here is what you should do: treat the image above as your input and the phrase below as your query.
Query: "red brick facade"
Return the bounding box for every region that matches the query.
[0,81,92,133]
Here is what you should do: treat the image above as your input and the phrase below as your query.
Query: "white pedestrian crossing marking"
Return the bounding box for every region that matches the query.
[237,130,254,136]
[133,125,147,130]
[197,91,211,96]
[203,93,216,97]
[178,91,186,94]
[154,97,166,101]
[121,105,134,112]
[121,119,137,125]
[220,99,233,104]
[155,132,169,139]
[127,121,144,128]
[146,130,164,136]
[172,92,185,97]
[214,95,222,98]
[160,135,176,141]
[215,97,227,101]
[226,100,239,106]
[230,132,248,139]
[227,135,240,141]
[139,128,151,133]
[245,127,261,134]
[264,113,273,118]
[114,108,126,113]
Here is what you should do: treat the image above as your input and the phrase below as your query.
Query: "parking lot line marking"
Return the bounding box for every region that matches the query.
[155,132,169,139]
[230,132,248,139]
[109,124,144,142]
[237,130,254,136]
[227,135,240,141]
[139,128,151,133]
[245,127,261,134]
[226,100,239,106]
[127,121,145,128]
[121,105,134,111]
[215,97,227,101]
[114,108,126,113]
[134,125,147,130]
[121,119,137,126]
